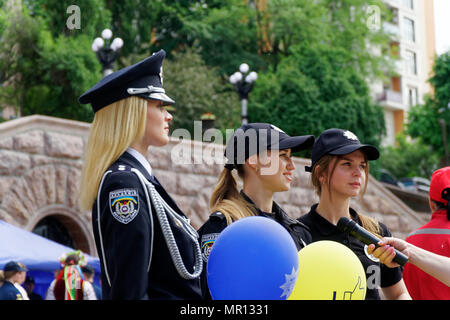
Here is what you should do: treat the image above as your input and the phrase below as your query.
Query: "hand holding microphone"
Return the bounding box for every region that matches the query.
[337,217,409,267]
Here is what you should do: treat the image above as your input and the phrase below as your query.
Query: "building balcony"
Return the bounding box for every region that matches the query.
[383,21,400,40]
[377,89,404,110]
[393,59,404,75]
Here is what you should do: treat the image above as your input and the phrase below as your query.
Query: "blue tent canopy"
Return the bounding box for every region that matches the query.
[0,220,101,299]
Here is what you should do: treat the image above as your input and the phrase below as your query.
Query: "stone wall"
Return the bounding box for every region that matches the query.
[0,115,93,253]
[0,115,428,256]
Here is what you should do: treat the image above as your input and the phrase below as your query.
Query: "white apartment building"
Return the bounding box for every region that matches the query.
[371,0,436,146]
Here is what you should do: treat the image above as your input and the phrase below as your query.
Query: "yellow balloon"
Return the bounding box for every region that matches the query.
[288,240,366,300]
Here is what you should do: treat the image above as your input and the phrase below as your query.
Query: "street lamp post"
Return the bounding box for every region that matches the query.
[91,29,124,77]
[229,63,258,125]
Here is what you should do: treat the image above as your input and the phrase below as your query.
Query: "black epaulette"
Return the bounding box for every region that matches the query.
[209,211,226,221]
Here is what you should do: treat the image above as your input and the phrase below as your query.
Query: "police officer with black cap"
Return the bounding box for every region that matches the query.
[78,50,202,300]
[0,261,27,300]
[299,128,411,300]
[198,123,314,299]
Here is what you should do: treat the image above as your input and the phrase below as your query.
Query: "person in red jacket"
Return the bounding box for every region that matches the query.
[403,166,450,299]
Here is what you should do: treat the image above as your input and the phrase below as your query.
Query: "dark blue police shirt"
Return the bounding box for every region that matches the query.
[0,281,23,300]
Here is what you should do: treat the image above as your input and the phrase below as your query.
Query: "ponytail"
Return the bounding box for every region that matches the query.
[210,166,256,225]
[357,213,382,238]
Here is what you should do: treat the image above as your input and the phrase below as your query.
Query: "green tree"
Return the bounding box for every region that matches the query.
[407,52,450,165]
[185,0,389,149]
[378,134,440,179]
[182,0,264,77]
[24,32,101,121]
[105,0,224,64]
[23,0,110,38]
[249,42,386,151]
[0,0,108,121]
[163,47,240,135]
[0,2,44,116]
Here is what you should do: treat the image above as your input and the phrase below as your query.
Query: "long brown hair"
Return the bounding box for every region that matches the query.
[311,154,382,237]
[209,166,257,225]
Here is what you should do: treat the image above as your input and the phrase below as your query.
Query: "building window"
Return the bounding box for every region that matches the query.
[405,50,417,75]
[403,17,415,42]
[408,86,418,106]
[403,0,414,10]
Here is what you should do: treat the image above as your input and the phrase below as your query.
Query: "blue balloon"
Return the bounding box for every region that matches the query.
[207,216,299,300]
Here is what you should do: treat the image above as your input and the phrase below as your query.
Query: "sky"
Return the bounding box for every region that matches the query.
[434,0,450,55]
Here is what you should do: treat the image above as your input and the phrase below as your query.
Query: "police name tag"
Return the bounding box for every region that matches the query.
[109,189,139,224]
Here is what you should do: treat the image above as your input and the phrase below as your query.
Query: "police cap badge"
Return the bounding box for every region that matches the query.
[305,128,379,172]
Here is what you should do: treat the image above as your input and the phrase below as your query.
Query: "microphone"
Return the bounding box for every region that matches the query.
[337,217,408,266]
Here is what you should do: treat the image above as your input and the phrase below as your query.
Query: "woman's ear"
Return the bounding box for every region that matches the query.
[314,165,325,184]
[245,154,259,172]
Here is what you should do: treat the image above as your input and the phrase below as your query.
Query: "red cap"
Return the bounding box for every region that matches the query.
[429,166,450,203]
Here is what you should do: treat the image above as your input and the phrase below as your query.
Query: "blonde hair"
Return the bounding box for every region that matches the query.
[79,96,148,211]
[209,166,257,225]
[0,270,18,281]
[311,154,381,237]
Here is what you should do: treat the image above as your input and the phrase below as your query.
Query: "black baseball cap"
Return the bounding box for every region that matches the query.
[224,123,315,170]
[79,50,175,113]
[305,128,379,172]
[3,261,27,272]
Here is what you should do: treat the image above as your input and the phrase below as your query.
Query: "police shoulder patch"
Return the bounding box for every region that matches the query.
[201,233,220,262]
[109,188,139,224]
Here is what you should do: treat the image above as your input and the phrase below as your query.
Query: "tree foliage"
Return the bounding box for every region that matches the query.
[1,0,392,146]
[163,47,241,134]
[0,1,105,121]
[407,52,450,164]
[378,134,440,179]
[249,43,385,150]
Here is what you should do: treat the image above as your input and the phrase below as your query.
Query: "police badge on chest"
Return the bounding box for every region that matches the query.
[109,189,140,224]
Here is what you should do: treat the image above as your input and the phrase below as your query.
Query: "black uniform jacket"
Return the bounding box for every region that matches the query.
[92,152,202,300]
[298,204,403,300]
[197,191,312,299]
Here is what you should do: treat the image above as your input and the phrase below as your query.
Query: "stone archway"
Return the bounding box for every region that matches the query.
[0,162,95,255]
[26,206,94,254]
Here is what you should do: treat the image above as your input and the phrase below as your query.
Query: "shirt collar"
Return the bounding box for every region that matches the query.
[240,190,291,218]
[240,190,274,215]
[309,203,360,236]
[126,147,153,177]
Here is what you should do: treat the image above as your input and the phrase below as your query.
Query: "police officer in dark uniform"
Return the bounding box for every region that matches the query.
[0,261,27,300]
[197,123,314,299]
[299,128,410,300]
[78,50,202,300]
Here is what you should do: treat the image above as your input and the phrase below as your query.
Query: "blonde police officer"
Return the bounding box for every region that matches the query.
[78,50,202,300]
